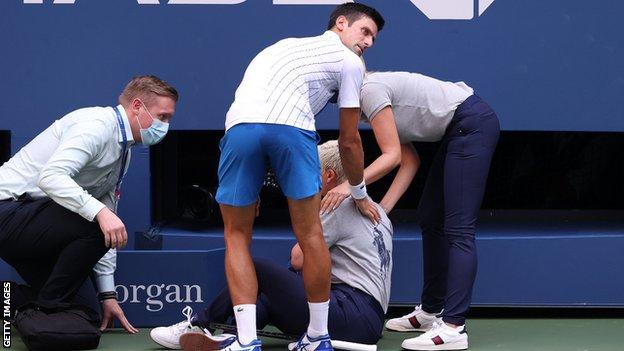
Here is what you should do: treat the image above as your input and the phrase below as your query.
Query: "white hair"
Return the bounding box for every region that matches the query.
[317,140,346,183]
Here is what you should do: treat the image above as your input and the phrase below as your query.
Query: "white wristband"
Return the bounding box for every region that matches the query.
[349,180,368,200]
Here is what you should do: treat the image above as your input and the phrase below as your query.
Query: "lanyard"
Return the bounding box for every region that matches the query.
[113,106,129,200]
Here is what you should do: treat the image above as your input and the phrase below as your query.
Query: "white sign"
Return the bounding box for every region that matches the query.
[410,0,495,19]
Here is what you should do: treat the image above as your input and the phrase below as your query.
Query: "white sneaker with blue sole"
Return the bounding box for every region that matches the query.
[288,333,334,351]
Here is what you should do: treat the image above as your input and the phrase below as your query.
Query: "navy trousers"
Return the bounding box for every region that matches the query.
[194,258,385,344]
[418,95,500,325]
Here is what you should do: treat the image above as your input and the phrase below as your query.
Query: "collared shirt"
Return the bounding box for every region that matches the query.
[225,30,365,132]
[361,71,474,143]
[0,104,134,292]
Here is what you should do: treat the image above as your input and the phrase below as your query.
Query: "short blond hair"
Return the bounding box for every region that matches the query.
[317,140,346,183]
[118,75,178,106]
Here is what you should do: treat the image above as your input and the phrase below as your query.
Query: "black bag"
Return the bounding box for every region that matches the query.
[13,302,101,351]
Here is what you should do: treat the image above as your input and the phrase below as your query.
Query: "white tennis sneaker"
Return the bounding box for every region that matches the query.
[288,333,334,351]
[150,306,208,349]
[385,305,442,332]
[401,320,468,351]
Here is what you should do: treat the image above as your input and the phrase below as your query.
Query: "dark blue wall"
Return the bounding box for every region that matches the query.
[2,0,623,133]
[1,0,623,235]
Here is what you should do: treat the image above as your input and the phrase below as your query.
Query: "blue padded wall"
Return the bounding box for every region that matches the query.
[152,212,624,308]
[2,0,623,241]
[1,0,623,133]
[115,249,226,326]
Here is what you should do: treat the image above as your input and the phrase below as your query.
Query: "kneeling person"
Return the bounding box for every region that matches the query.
[0,75,178,334]
[150,140,393,350]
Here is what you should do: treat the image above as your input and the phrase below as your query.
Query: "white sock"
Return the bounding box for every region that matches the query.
[233,304,257,345]
[307,300,329,338]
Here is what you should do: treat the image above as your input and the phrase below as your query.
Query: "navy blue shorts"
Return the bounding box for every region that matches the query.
[216,123,322,206]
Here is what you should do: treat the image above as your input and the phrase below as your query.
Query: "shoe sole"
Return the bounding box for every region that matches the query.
[150,330,181,349]
[180,332,224,351]
[401,341,468,351]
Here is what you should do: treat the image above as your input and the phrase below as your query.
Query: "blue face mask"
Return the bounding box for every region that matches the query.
[137,100,169,146]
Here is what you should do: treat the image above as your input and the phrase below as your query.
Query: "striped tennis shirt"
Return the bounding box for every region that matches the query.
[225,30,365,132]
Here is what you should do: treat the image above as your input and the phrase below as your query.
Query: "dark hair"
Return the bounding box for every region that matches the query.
[327,2,385,31]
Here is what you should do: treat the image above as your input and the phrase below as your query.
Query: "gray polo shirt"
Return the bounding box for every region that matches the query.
[361,71,474,143]
[321,198,393,312]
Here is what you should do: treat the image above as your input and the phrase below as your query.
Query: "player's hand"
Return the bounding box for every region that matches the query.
[95,207,127,249]
[100,299,138,334]
[354,197,381,224]
[320,182,350,215]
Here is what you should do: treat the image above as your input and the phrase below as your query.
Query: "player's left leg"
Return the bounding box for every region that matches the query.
[266,125,333,351]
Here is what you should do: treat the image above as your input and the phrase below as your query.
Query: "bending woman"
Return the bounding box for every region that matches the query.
[320,71,500,351]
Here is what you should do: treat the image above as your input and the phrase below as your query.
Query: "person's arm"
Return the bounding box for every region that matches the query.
[93,249,116,297]
[37,122,108,221]
[363,106,402,183]
[321,106,401,213]
[37,122,127,248]
[93,249,138,334]
[338,108,365,185]
[338,108,381,224]
[100,299,138,334]
[95,193,137,334]
[379,143,420,214]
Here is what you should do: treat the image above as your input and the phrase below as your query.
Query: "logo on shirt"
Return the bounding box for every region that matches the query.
[372,227,391,280]
[24,0,497,20]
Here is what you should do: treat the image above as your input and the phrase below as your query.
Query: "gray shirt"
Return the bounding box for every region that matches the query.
[321,198,393,312]
[361,71,474,143]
